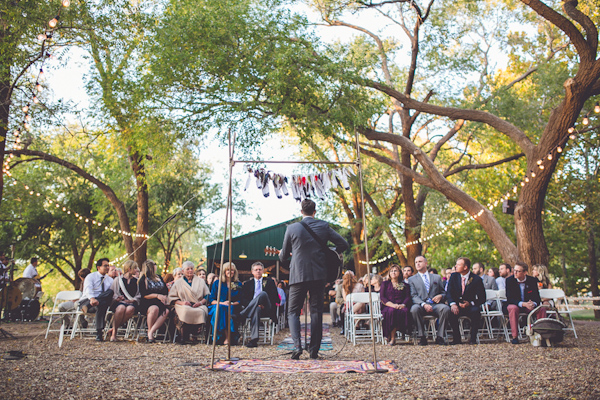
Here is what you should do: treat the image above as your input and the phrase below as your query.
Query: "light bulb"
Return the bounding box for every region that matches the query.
[37,33,47,42]
[582,116,589,125]
[520,181,525,186]
[595,103,600,113]
[25,114,31,121]
[39,68,44,78]
[36,83,43,92]
[62,0,70,6]
[22,105,29,113]
[539,165,544,170]
[568,127,574,133]
[16,137,20,144]
[48,17,58,28]
[532,172,536,177]
[557,147,562,153]
[536,159,542,165]
[33,96,39,104]
[569,134,576,140]
[547,154,553,160]
[24,122,30,130]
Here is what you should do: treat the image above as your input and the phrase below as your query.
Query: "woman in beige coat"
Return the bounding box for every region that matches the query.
[168,261,209,344]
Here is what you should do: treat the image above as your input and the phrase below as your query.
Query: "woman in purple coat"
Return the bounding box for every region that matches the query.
[380,264,411,345]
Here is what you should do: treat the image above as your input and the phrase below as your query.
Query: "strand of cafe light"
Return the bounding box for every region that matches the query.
[6,177,149,239]
[3,0,71,176]
[361,104,600,266]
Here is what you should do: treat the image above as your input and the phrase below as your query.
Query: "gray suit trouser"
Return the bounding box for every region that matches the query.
[288,280,325,352]
[410,303,450,339]
[240,291,272,341]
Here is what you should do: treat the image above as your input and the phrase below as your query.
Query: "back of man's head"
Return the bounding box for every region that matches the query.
[301,199,316,216]
[31,257,38,265]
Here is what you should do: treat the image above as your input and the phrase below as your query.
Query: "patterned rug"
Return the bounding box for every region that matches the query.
[277,323,333,351]
[209,359,400,374]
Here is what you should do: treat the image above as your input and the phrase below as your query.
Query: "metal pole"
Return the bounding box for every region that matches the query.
[355,129,387,373]
[226,130,236,360]
[209,130,235,370]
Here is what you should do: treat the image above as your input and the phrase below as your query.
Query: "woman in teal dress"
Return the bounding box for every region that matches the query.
[208,262,241,345]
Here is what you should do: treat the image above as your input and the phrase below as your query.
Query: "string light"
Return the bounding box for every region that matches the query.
[595,103,600,114]
[62,0,70,7]
[582,113,590,125]
[48,16,59,28]
[7,178,149,240]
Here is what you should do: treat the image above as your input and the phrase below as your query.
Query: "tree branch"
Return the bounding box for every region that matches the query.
[445,153,525,177]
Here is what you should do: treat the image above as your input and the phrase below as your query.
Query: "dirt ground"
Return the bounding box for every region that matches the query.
[0,318,599,399]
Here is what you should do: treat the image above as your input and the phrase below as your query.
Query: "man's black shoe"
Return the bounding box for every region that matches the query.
[95,332,104,342]
[511,338,520,345]
[245,339,258,348]
[310,349,319,359]
[435,337,446,345]
[418,336,428,346]
[451,339,462,345]
[291,348,303,360]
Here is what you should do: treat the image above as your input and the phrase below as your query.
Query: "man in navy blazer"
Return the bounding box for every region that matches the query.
[239,262,280,348]
[505,262,546,344]
[447,257,486,344]
[279,199,349,359]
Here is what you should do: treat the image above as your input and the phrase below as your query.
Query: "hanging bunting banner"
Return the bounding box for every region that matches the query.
[243,166,355,201]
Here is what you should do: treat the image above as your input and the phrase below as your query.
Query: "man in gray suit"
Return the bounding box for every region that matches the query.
[279,199,349,360]
[408,256,450,345]
[473,262,498,290]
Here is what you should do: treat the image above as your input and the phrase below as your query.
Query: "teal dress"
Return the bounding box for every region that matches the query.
[208,279,241,344]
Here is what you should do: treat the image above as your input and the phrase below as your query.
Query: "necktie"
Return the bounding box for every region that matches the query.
[461,276,466,294]
[100,275,105,292]
[423,273,430,293]
[254,279,261,298]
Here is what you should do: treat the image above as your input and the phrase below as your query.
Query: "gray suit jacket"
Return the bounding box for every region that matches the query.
[279,217,349,285]
[482,274,499,290]
[408,273,446,306]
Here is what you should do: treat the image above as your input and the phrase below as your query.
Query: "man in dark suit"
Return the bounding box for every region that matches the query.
[408,256,450,345]
[447,257,486,344]
[239,262,280,348]
[505,262,547,344]
[279,199,349,359]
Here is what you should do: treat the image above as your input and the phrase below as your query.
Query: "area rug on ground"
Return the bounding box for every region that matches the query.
[277,323,333,351]
[208,359,400,373]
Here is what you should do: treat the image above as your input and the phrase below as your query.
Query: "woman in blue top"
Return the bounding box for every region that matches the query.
[208,262,241,345]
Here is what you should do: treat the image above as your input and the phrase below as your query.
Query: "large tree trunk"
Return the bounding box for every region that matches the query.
[0,75,9,206]
[130,150,149,265]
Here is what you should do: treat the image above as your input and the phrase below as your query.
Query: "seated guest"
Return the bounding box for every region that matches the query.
[402,266,413,284]
[277,281,287,306]
[473,262,498,290]
[208,262,241,345]
[488,267,499,280]
[497,263,512,291]
[506,262,547,344]
[206,272,216,287]
[139,259,169,343]
[380,264,411,345]
[408,256,449,345]
[168,261,210,344]
[167,267,183,290]
[329,278,342,327]
[196,267,207,281]
[239,262,279,347]
[370,274,383,293]
[443,268,452,291]
[78,258,114,341]
[447,257,486,345]
[108,260,140,341]
[163,273,174,290]
[343,271,365,316]
[532,264,553,289]
[58,268,91,323]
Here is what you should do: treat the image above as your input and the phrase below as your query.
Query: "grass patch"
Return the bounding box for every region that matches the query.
[571,309,598,321]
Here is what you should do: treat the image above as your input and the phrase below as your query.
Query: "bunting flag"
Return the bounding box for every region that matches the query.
[243,166,355,201]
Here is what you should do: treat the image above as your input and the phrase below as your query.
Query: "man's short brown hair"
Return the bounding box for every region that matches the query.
[458,257,471,269]
[514,262,528,272]
[301,199,316,215]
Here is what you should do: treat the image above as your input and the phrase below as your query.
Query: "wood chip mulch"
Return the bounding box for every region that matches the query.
[1,320,599,399]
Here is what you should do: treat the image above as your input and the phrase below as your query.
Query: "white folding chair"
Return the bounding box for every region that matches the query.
[345,292,384,345]
[242,317,275,345]
[70,302,106,339]
[45,290,82,339]
[539,288,578,339]
[480,289,510,342]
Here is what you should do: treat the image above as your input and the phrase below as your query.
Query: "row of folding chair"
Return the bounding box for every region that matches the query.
[344,292,385,345]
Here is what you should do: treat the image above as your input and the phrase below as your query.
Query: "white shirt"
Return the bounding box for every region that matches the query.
[496,276,506,291]
[80,271,114,301]
[23,264,38,279]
